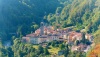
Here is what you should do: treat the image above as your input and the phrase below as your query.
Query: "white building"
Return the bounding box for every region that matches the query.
[29,37,39,44]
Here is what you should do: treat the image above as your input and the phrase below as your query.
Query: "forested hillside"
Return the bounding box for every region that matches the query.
[0,0,61,41]
[47,0,100,35]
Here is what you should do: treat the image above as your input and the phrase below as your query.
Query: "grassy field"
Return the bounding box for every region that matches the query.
[33,45,60,55]
[33,45,38,49]
[48,46,60,54]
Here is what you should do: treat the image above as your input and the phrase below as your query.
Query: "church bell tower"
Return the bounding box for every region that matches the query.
[40,22,44,35]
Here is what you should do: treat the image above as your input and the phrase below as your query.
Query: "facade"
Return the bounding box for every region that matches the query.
[38,36,47,44]
[22,37,30,43]
[85,34,94,42]
[29,37,39,44]
[22,37,39,44]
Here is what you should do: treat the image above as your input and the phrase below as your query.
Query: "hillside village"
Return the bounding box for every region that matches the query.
[22,22,94,53]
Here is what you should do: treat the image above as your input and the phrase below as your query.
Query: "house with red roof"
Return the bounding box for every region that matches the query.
[67,31,82,45]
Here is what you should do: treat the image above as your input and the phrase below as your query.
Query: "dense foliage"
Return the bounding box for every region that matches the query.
[47,0,100,34]
[0,39,51,57]
[0,0,61,41]
[0,39,87,57]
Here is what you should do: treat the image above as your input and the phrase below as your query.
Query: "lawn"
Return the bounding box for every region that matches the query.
[32,44,61,55]
[48,46,60,54]
[32,44,64,57]
[33,45,38,49]
[33,45,60,54]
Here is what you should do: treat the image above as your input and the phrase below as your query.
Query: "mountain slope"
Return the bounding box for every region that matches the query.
[47,0,100,34]
[0,0,61,41]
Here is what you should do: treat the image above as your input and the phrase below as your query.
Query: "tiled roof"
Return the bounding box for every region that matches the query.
[68,31,82,41]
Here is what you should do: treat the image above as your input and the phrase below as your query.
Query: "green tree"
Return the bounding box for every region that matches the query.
[38,45,44,54]
[51,41,55,47]
[7,47,14,57]
[31,24,39,31]
[44,48,49,55]
[59,44,65,50]
[75,40,80,46]
[64,44,70,57]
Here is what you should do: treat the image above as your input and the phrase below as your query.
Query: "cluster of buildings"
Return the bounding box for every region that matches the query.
[22,22,71,44]
[22,22,94,52]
